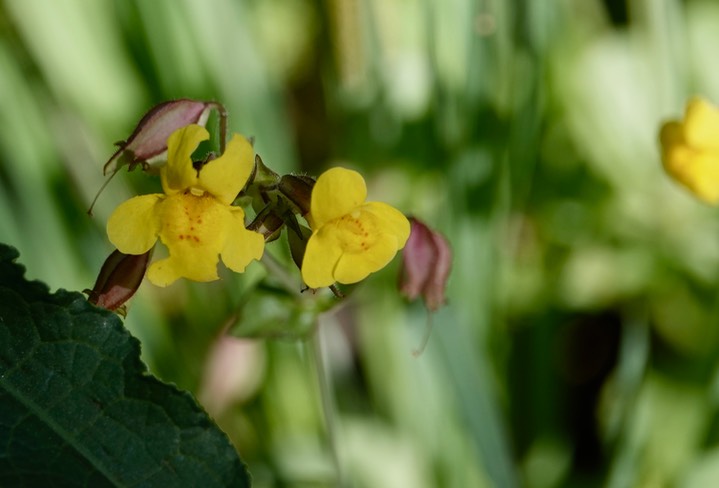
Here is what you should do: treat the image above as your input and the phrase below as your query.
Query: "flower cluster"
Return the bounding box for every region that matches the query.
[91,100,437,313]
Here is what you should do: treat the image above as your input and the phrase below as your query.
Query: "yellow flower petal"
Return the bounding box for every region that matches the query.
[661,104,719,204]
[675,152,719,204]
[361,202,411,249]
[161,124,209,194]
[147,245,221,286]
[684,98,719,151]
[199,134,255,205]
[309,167,367,229]
[334,233,401,284]
[107,194,163,254]
[301,227,344,288]
[221,207,265,272]
[147,193,231,286]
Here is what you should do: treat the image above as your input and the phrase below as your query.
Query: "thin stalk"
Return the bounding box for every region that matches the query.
[87,167,120,216]
[208,102,228,153]
[308,322,343,486]
[260,252,301,297]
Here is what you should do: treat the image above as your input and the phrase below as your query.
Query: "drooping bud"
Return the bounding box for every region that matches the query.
[247,205,286,242]
[278,174,315,217]
[400,217,451,312]
[103,99,223,175]
[85,249,151,313]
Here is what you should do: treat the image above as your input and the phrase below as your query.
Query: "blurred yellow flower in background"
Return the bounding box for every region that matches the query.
[107,124,264,286]
[660,97,719,204]
[301,167,410,288]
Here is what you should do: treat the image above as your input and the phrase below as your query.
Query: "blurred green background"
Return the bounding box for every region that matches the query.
[2,0,719,486]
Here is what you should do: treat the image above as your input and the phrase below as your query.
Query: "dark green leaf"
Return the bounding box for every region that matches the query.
[0,244,250,487]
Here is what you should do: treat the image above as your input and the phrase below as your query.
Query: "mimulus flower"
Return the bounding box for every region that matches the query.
[107,124,264,286]
[660,97,719,204]
[301,167,410,288]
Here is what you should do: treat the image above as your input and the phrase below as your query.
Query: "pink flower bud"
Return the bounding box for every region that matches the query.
[86,249,151,312]
[103,99,223,175]
[400,218,451,311]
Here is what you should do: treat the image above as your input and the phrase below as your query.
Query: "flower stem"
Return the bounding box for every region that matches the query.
[87,167,121,216]
[412,311,435,357]
[309,322,343,486]
[260,252,301,297]
[208,101,228,153]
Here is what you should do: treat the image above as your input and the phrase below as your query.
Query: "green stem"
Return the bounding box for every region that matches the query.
[309,323,343,486]
[260,252,301,297]
[208,102,228,153]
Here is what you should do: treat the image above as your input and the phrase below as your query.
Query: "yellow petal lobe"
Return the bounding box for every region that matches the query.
[302,227,344,288]
[199,134,255,205]
[309,167,367,229]
[162,124,209,194]
[684,98,719,151]
[334,233,400,284]
[107,194,163,254]
[147,245,221,286]
[147,192,230,286]
[361,202,411,249]
[221,207,265,272]
[660,99,719,204]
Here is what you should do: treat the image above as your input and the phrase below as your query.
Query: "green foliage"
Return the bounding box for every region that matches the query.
[0,244,249,487]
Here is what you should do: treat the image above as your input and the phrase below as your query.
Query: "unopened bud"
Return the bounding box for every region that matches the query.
[247,205,286,242]
[86,249,151,313]
[399,218,451,311]
[278,174,315,217]
[251,154,280,187]
[103,99,221,175]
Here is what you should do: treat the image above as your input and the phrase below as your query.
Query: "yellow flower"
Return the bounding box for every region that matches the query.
[107,124,264,286]
[301,167,410,288]
[660,97,719,204]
